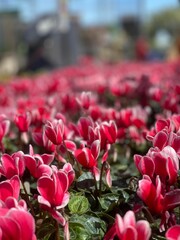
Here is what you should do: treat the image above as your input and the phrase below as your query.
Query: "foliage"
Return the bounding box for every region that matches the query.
[145,8,180,37]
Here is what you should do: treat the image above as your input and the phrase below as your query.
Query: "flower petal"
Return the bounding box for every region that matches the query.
[8,209,36,240]
[165,225,180,240]
[136,220,151,240]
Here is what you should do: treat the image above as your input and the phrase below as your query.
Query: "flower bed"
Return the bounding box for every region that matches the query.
[0,60,179,239]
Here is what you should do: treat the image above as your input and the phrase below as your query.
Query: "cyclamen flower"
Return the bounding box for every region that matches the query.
[77,117,117,150]
[74,140,100,169]
[171,114,180,131]
[32,130,56,153]
[104,210,151,240]
[138,175,180,218]
[129,126,145,144]
[104,162,112,188]
[118,106,147,129]
[44,119,64,145]
[0,175,20,202]
[134,146,179,185]
[24,145,54,178]
[137,175,164,214]
[145,119,173,142]
[86,120,117,150]
[0,197,36,240]
[77,117,94,141]
[152,130,180,158]
[149,86,163,102]
[37,170,69,208]
[0,114,10,142]
[0,152,25,179]
[0,197,27,211]
[62,163,75,186]
[37,164,74,226]
[76,91,92,110]
[165,225,180,240]
[100,120,117,145]
[61,93,78,113]
[14,112,31,132]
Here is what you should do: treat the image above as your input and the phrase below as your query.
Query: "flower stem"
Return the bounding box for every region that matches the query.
[56,221,60,240]
[21,180,35,218]
[142,207,154,223]
[92,171,98,194]
[99,161,106,197]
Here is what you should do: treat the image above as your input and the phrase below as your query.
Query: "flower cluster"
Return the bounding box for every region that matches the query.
[0,59,179,239]
[134,116,180,231]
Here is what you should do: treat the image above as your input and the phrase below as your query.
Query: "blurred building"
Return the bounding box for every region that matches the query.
[22,13,81,71]
[0,10,25,75]
[0,10,21,53]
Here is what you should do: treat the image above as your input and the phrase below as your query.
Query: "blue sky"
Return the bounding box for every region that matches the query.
[0,0,179,25]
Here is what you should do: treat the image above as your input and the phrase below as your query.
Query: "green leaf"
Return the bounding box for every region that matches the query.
[30,182,37,189]
[42,233,54,240]
[70,224,90,240]
[99,193,119,211]
[76,172,95,190]
[36,222,55,239]
[120,189,130,202]
[3,137,18,153]
[77,172,93,182]
[70,214,107,239]
[68,195,90,214]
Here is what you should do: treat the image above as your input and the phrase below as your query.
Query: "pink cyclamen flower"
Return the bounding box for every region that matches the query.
[129,126,145,144]
[76,91,92,110]
[155,119,173,134]
[137,175,164,214]
[152,130,169,150]
[145,119,173,142]
[0,114,10,142]
[165,225,180,240]
[24,145,53,178]
[75,140,100,169]
[104,162,112,188]
[99,121,117,149]
[137,175,180,217]
[149,86,162,102]
[14,112,31,132]
[62,163,75,186]
[75,147,97,168]
[0,151,25,179]
[32,130,56,153]
[77,117,94,141]
[172,114,180,131]
[0,197,27,212]
[0,205,36,240]
[163,189,180,212]
[134,146,179,185]
[104,210,151,240]
[37,170,69,208]
[0,175,20,202]
[37,166,73,225]
[44,119,64,145]
[153,146,179,185]
[152,130,180,158]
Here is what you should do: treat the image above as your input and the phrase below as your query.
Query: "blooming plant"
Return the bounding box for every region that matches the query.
[0,60,179,239]
[104,210,151,240]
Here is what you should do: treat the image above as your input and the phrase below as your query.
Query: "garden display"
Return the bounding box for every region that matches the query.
[0,59,179,239]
